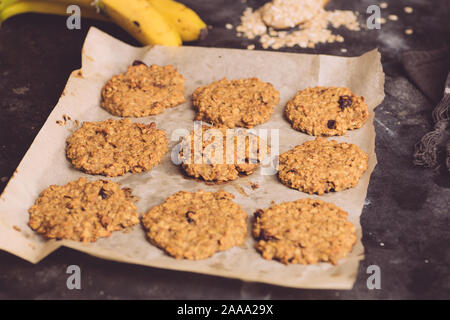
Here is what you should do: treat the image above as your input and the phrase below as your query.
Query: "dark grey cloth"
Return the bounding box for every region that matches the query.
[412,73,450,171]
[402,47,450,104]
[401,47,450,172]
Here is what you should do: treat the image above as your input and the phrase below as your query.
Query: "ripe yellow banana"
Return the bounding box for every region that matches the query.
[97,0,182,46]
[147,0,207,42]
[1,0,207,45]
[0,1,107,25]
[0,0,96,11]
[0,0,21,11]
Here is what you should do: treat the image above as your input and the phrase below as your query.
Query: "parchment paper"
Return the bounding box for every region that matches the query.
[0,27,384,289]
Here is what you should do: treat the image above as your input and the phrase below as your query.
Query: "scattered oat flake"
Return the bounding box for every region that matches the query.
[405,28,413,35]
[404,6,413,14]
[380,2,388,9]
[56,120,63,126]
[247,44,255,50]
[340,48,347,53]
[388,14,398,21]
[380,242,385,246]
[236,1,361,50]
[12,87,29,95]
[232,184,248,197]
[225,23,233,30]
[13,225,21,232]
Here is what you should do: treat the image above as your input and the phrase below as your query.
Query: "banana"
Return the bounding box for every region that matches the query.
[0,0,20,11]
[97,0,181,46]
[0,0,96,11]
[0,0,107,25]
[1,0,207,45]
[147,0,207,42]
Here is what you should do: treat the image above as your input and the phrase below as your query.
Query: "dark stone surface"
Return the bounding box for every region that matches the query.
[0,0,449,299]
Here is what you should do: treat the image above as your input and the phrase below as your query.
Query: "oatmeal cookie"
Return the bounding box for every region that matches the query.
[101,61,185,117]
[141,190,248,260]
[66,119,168,177]
[28,178,140,242]
[278,138,368,194]
[178,125,269,182]
[253,198,356,265]
[193,78,280,128]
[285,86,369,136]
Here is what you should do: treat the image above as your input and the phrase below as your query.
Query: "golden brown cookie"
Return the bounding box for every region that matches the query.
[193,78,280,128]
[141,190,248,260]
[28,178,140,243]
[66,119,168,177]
[101,61,185,117]
[285,86,369,136]
[253,198,356,265]
[178,125,269,182]
[278,138,368,194]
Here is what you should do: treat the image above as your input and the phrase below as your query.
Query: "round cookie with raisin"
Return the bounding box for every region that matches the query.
[28,178,140,242]
[178,125,269,182]
[285,86,369,136]
[253,198,357,265]
[142,190,248,260]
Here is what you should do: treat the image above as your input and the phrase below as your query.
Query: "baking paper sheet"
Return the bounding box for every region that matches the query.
[0,27,384,289]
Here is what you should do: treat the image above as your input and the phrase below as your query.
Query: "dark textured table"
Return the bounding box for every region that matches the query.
[0,0,449,299]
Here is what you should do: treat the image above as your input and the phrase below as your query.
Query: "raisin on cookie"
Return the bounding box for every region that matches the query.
[141,190,248,260]
[285,86,369,136]
[28,178,140,243]
[193,78,280,128]
[278,137,368,194]
[178,125,269,182]
[101,61,185,117]
[253,198,356,265]
[66,119,168,177]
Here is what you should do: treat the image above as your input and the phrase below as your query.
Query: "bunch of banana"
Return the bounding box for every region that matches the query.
[0,0,207,46]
